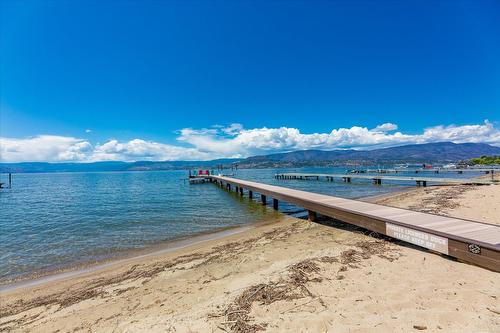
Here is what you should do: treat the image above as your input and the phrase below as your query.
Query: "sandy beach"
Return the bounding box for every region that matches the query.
[3,0,500,331]
[1,182,499,333]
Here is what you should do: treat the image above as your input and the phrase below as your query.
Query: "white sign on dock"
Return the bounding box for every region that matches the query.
[386,223,449,255]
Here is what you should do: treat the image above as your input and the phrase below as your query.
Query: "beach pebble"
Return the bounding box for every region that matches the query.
[413,325,427,330]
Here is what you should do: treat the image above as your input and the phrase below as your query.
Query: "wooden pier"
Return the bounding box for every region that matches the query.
[210,175,500,271]
[189,173,234,184]
[364,168,496,174]
[274,173,495,187]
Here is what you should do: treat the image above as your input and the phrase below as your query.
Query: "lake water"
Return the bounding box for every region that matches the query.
[0,167,478,283]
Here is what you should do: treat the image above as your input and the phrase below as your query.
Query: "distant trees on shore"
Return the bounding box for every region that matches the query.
[470,155,500,165]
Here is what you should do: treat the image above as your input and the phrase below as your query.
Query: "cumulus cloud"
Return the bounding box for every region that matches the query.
[373,123,398,132]
[420,121,500,144]
[0,120,499,162]
[91,139,212,162]
[179,123,411,154]
[178,120,500,155]
[221,123,244,135]
[0,135,92,162]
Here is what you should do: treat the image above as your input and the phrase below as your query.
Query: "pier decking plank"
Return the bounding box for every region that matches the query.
[211,175,500,271]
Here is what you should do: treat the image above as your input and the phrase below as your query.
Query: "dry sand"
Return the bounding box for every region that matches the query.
[1,183,499,332]
[372,184,500,225]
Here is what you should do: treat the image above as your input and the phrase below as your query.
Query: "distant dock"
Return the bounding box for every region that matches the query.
[209,175,500,271]
[362,168,496,174]
[188,172,234,184]
[274,172,495,187]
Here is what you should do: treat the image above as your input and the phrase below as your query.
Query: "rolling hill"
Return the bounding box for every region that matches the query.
[1,142,499,172]
[238,142,500,167]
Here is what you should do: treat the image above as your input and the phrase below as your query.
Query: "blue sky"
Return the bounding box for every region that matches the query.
[1,0,499,162]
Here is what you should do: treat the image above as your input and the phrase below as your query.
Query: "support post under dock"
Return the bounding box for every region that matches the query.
[308,210,317,222]
[261,194,267,205]
[273,198,279,210]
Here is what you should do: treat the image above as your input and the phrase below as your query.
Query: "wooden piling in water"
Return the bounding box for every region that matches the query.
[273,198,278,210]
[261,194,267,205]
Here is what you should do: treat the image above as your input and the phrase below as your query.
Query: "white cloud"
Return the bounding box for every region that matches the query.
[419,121,500,144]
[85,129,92,133]
[0,135,92,162]
[221,123,244,135]
[91,139,211,162]
[178,120,500,155]
[373,123,398,132]
[0,120,499,162]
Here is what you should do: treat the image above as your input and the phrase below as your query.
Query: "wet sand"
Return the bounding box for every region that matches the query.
[1,182,499,332]
[0,225,255,293]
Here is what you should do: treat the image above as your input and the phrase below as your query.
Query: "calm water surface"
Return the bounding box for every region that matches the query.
[0,167,478,282]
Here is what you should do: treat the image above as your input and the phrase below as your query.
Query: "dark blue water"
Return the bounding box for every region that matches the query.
[0,167,479,282]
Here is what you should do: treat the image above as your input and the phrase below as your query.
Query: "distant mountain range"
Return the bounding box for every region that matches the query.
[0,159,241,173]
[1,142,499,173]
[238,142,500,168]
